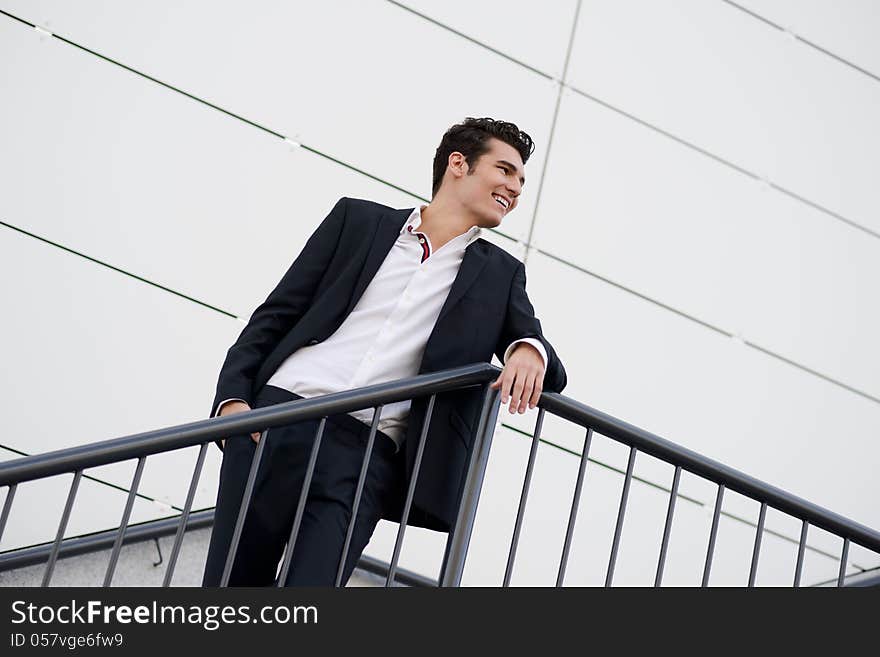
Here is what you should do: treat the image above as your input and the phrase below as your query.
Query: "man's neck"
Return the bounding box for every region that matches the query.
[418,199,477,251]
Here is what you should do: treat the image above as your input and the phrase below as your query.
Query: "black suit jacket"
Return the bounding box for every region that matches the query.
[211,197,567,531]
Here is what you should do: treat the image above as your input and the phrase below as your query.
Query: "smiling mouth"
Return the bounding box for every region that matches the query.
[492,193,510,210]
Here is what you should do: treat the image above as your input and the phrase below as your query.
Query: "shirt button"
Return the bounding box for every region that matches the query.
[418,237,425,244]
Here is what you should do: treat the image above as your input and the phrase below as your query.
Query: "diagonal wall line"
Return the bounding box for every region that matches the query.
[0,8,424,208]
[534,246,880,406]
[564,85,880,241]
[0,216,521,320]
[721,0,880,84]
[6,4,876,245]
[384,0,553,80]
[743,339,880,405]
[0,220,238,319]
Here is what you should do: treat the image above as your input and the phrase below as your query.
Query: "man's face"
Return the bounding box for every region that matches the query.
[455,137,525,228]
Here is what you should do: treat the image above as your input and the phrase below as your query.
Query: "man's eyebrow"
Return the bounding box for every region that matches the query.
[497,159,526,185]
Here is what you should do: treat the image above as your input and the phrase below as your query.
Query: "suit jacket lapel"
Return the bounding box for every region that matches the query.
[419,239,490,374]
[435,238,489,325]
[343,207,411,318]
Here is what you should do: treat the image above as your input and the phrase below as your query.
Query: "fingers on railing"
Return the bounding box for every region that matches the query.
[503,407,546,587]
[386,395,436,588]
[556,427,593,587]
[335,406,383,588]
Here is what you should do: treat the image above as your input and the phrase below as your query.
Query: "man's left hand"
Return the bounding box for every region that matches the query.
[490,343,546,414]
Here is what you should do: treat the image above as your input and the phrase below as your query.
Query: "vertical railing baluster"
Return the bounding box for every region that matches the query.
[103,456,146,587]
[793,520,808,588]
[437,382,501,587]
[654,465,681,587]
[439,384,502,588]
[0,483,17,546]
[748,502,767,587]
[220,429,269,587]
[701,484,725,587]
[605,446,637,587]
[556,427,593,587]
[386,395,436,587]
[335,406,382,587]
[42,470,83,587]
[163,442,209,587]
[277,418,327,587]
[837,538,850,587]
[503,408,546,587]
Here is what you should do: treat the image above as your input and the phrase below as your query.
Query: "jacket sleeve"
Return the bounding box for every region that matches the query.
[493,261,567,393]
[210,197,348,416]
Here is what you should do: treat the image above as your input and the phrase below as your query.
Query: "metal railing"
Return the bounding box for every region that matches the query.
[1,362,878,587]
[0,363,501,587]
[514,394,880,587]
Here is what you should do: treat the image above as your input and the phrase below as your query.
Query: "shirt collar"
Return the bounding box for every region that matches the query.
[400,205,482,245]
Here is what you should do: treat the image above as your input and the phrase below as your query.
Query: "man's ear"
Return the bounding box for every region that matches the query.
[448,151,468,179]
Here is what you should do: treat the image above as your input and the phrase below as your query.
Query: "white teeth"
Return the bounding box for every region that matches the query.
[492,194,509,209]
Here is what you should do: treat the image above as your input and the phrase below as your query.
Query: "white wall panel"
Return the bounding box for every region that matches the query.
[0,17,416,320]
[735,0,880,76]
[519,251,880,554]
[567,0,880,233]
[532,89,880,401]
[0,226,239,519]
[0,1,557,241]
[398,0,579,78]
[1,0,877,582]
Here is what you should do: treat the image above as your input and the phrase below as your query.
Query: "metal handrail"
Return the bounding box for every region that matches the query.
[0,360,878,587]
[0,362,499,487]
[540,393,880,553]
[0,362,503,588]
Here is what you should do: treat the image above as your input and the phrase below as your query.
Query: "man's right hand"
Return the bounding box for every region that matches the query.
[218,400,262,448]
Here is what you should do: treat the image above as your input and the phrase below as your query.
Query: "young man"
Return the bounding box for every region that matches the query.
[202,117,567,586]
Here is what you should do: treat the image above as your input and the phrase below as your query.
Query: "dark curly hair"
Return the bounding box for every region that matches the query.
[431,117,535,197]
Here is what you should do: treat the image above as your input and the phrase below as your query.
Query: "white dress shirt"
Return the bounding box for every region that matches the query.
[222,205,547,449]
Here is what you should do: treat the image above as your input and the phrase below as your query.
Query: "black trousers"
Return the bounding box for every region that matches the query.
[202,385,403,587]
